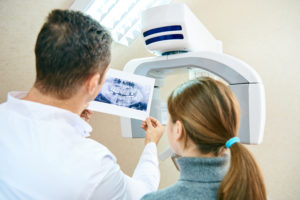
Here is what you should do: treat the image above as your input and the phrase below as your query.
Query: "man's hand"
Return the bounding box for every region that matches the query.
[80,109,93,122]
[141,117,164,145]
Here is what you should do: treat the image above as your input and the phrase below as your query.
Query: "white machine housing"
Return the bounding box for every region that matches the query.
[141,3,222,55]
[121,3,266,145]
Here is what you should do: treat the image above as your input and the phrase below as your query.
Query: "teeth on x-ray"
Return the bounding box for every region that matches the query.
[108,79,141,106]
[95,77,149,111]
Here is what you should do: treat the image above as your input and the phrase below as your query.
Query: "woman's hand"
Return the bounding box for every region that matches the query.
[141,117,164,145]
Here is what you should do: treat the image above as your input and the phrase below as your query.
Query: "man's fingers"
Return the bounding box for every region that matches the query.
[142,116,161,132]
[149,116,158,123]
[141,120,148,130]
[143,116,165,145]
[149,117,159,127]
[146,118,153,129]
[86,110,93,115]
[80,109,93,122]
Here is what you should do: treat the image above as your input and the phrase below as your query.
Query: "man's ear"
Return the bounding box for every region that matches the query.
[86,73,100,96]
[175,120,185,141]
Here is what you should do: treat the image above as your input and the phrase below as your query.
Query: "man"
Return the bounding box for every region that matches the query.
[0,9,164,200]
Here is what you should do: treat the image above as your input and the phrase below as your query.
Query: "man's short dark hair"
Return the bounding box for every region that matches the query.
[34,9,112,99]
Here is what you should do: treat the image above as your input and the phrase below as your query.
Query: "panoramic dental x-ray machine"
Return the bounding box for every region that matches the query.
[121,3,266,153]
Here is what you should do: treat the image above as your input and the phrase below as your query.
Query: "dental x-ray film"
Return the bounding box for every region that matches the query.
[88,69,155,120]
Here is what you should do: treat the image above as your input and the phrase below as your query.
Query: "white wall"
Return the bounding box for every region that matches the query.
[0,0,299,199]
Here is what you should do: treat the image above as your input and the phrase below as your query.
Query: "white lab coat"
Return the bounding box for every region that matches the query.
[0,92,160,200]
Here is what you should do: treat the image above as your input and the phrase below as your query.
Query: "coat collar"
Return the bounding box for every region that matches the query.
[6,91,92,137]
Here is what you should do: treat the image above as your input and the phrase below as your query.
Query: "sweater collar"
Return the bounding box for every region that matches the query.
[177,154,230,182]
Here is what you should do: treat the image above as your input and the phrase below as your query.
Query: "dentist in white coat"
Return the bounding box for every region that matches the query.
[0,9,164,200]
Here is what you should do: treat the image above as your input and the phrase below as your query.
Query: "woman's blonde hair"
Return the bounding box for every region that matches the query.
[167,77,266,200]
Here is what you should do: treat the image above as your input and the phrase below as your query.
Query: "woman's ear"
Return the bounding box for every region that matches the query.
[175,120,185,141]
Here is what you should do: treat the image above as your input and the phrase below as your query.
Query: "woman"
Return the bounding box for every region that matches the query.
[141,77,266,200]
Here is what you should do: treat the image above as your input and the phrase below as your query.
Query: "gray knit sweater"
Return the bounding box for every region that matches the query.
[141,155,230,200]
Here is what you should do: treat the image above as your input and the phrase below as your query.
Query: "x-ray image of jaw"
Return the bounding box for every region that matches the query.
[95,77,150,111]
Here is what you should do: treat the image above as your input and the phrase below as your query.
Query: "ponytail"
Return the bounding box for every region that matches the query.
[218,143,267,200]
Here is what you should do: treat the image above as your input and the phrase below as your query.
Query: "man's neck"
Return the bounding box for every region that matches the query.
[22,87,87,115]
